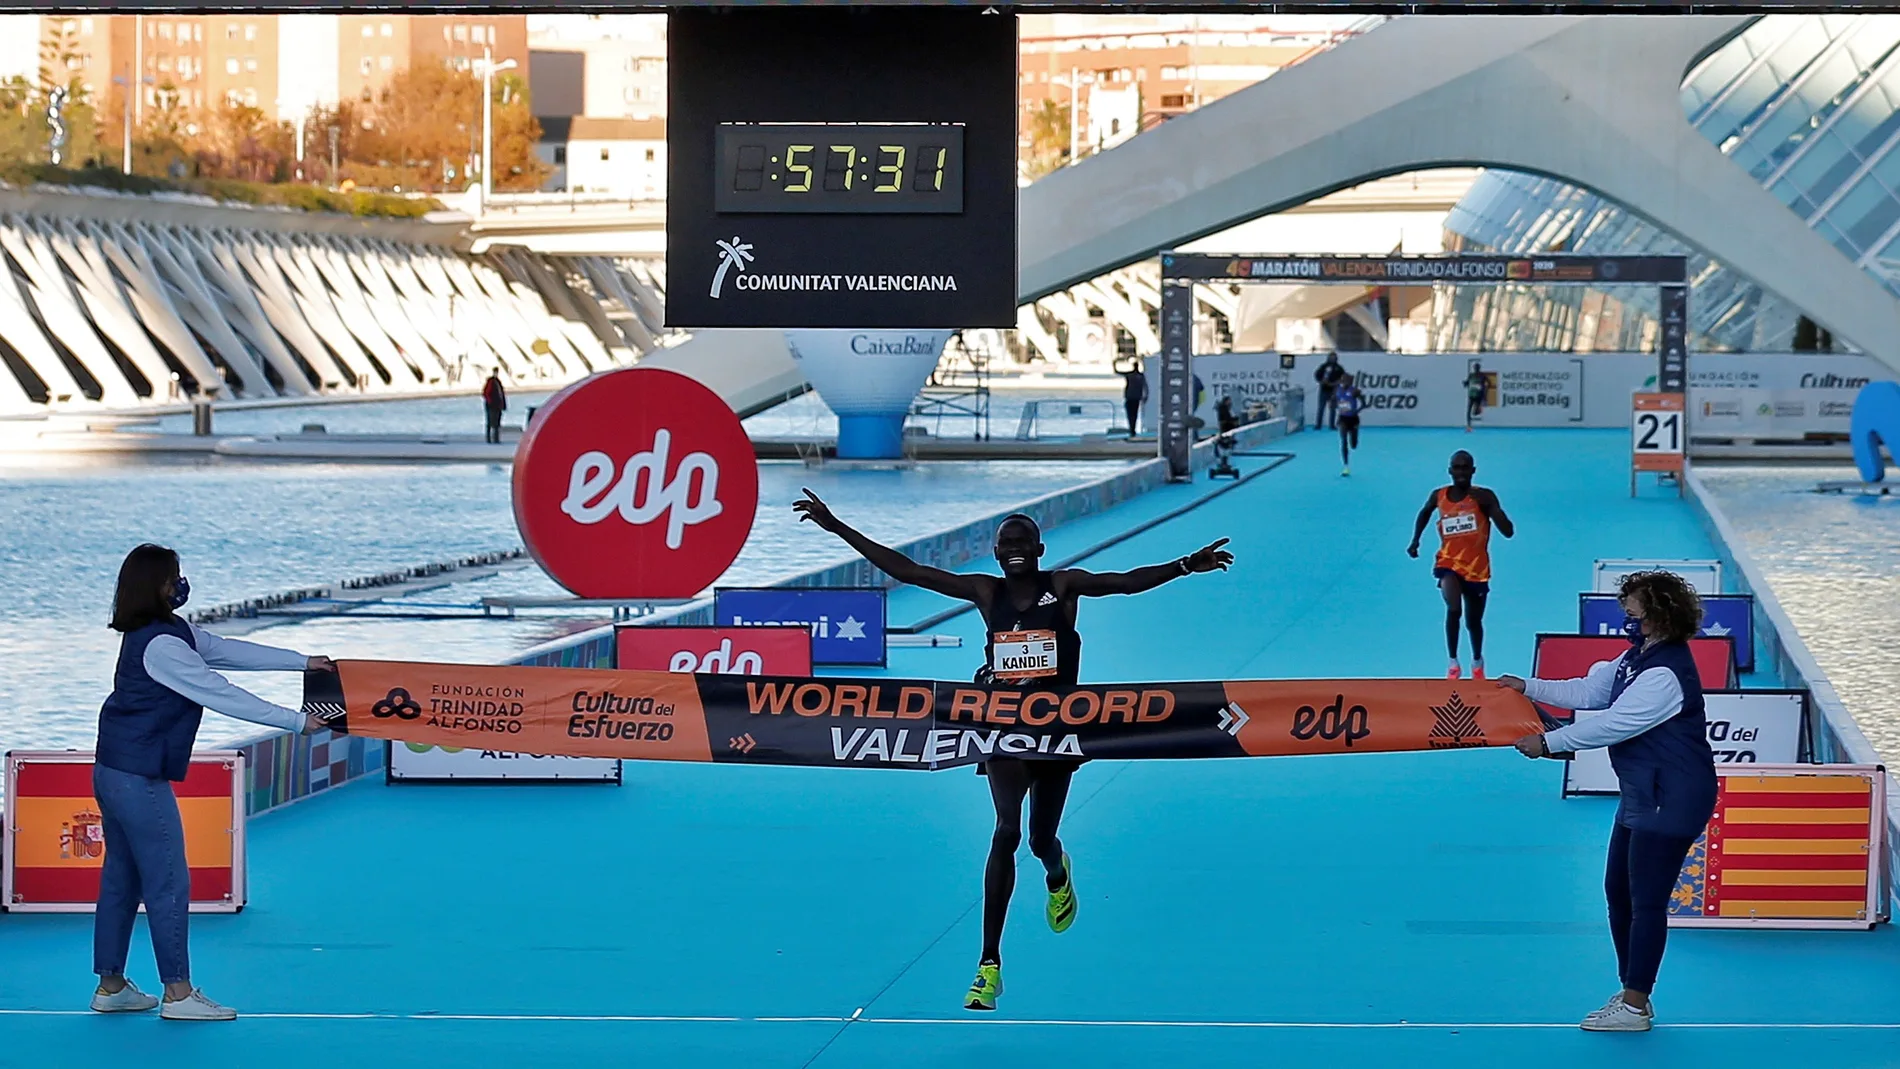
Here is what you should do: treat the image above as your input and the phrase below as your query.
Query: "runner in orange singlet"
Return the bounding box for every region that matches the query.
[1408,450,1514,680]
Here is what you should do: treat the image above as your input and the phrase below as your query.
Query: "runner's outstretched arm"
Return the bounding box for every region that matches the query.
[1406,494,1438,557]
[1058,539,1233,597]
[793,489,989,602]
[1481,490,1516,538]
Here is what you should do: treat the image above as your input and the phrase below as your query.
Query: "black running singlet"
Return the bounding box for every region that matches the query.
[979,571,1081,688]
[976,572,1085,775]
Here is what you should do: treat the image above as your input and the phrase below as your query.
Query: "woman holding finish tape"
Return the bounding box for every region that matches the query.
[1495,569,1716,1033]
[87,544,339,1022]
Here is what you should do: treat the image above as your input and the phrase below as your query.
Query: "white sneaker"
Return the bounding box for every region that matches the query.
[1580,993,1625,1023]
[90,981,159,1013]
[160,989,238,1021]
[1580,995,1653,1032]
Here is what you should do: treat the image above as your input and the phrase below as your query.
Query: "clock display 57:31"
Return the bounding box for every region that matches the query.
[713,123,965,215]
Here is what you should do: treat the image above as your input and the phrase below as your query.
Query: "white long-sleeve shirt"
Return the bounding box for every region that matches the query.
[143,624,309,734]
[1530,652,1686,754]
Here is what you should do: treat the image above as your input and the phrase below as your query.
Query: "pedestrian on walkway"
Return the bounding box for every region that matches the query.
[482,369,507,444]
[1121,362,1148,438]
[1314,353,1346,430]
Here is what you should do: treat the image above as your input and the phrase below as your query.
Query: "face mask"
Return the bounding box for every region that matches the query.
[169,576,191,611]
[1621,615,1643,644]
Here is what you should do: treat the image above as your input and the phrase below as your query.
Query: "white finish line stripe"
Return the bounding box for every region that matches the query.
[3,1009,1900,1029]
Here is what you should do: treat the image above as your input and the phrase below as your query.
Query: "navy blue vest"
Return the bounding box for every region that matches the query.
[97,618,204,782]
[1606,640,1718,838]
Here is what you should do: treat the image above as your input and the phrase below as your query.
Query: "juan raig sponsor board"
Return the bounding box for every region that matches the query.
[1155,351,1625,429]
[1149,351,1891,435]
[307,661,1546,770]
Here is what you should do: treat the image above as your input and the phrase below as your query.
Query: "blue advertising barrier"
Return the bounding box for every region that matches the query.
[1851,380,1900,484]
[1579,592,1756,673]
[713,587,888,666]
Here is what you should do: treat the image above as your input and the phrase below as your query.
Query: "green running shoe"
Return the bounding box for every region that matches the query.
[964,963,1001,1011]
[1047,852,1077,933]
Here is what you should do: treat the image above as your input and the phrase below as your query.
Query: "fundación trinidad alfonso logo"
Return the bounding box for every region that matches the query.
[513,367,760,600]
[710,236,753,299]
[373,688,422,720]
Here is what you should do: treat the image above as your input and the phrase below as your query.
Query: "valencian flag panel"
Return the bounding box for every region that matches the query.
[303,661,1548,769]
[1670,767,1884,928]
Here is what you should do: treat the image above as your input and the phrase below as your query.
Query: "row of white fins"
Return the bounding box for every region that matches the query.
[1017,264,1242,364]
[0,213,670,414]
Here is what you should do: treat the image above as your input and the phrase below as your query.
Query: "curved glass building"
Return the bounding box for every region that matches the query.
[1433,15,1900,354]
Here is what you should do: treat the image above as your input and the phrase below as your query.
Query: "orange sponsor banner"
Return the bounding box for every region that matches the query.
[310,663,1546,770]
[330,661,714,762]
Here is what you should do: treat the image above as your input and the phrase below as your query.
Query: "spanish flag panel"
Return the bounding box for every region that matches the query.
[8,760,236,907]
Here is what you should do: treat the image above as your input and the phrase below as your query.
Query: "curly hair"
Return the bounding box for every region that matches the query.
[1619,570,1703,644]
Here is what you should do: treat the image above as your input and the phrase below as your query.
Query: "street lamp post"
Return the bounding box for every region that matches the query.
[478,47,519,202]
[111,74,152,175]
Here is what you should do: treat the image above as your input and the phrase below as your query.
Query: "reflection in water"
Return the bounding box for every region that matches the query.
[1699,466,1900,761]
[0,456,1127,758]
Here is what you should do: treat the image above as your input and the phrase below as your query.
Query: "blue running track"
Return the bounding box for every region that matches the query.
[3,428,1896,1069]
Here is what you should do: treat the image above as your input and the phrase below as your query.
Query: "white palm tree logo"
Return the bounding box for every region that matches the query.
[710,236,753,299]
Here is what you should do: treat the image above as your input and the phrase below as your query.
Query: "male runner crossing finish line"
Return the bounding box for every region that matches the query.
[793,490,1233,1012]
[1407,450,1514,680]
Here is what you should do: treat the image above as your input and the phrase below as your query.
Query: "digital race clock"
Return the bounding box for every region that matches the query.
[715,123,964,214]
[668,8,1015,328]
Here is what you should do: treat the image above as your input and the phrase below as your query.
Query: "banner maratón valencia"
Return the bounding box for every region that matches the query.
[303,661,1548,770]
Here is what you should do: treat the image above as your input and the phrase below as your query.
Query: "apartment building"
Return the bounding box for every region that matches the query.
[37,13,526,126]
[1018,14,1366,159]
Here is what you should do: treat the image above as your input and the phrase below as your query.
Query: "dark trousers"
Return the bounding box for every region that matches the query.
[1605,822,1698,995]
[1124,397,1141,437]
[92,764,191,983]
[1316,388,1337,429]
[485,406,504,444]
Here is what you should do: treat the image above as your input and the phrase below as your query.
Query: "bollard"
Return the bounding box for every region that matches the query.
[191,400,213,437]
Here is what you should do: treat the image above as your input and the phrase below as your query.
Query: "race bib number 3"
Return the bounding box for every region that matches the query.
[1441,512,1479,537]
[992,630,1058,681]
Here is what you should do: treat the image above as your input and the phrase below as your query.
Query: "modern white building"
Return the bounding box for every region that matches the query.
[535,116,665,199]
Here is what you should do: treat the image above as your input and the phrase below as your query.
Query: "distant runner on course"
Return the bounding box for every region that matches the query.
[1407,450,1514,679]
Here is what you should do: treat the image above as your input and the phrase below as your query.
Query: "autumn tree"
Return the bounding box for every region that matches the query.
[192,100,295,183]
[350,63,547,192]
[1021,99,1071,181]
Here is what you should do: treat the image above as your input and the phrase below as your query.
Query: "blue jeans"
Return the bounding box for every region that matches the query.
[92,764,191,984]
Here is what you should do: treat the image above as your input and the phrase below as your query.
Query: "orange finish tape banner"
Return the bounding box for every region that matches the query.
[305,662,1547,770]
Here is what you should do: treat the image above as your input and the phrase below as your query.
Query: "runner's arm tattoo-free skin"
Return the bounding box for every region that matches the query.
[1407,492,1439,555]
[1479,489,1516,538]
[1057,539,1233,597]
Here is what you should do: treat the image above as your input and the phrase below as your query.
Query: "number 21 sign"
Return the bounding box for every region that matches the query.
[1632,392,1685,496]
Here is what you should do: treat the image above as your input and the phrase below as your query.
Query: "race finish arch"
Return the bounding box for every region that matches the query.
[1156,253,1690,482]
